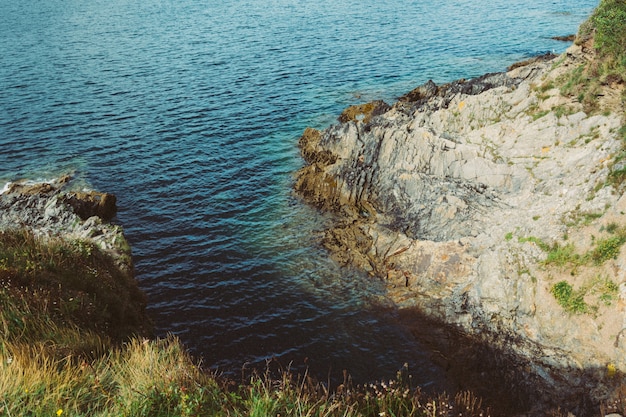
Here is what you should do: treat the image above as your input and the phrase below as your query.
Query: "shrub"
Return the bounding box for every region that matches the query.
[551,281,588,314]
[590,235,626,264]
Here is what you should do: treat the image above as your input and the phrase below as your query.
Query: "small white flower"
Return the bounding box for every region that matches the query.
[6,357,13,364]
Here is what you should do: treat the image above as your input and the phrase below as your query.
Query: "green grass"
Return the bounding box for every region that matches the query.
[551,281,589,314]
[561,0,626,112]
[544,243,582,267]
[0,229,150,344]
[552,104,577,119]
[593,276,620,305]
[589,0,626,70]
[518,224,626,269]
[550,276,620,315]
[590,234,626,264]
[0,335,492,417]
[517,236,551,252]
[562,210,603,228]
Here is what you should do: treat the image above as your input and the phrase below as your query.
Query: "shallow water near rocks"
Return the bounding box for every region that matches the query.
[1,0,596,400]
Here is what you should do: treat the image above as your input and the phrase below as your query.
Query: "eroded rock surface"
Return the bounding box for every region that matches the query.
[295,42,626,412]
[0,176,130,268]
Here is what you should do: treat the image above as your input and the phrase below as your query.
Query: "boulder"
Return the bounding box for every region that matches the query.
[63,191,117,221]
[0,176,128,264]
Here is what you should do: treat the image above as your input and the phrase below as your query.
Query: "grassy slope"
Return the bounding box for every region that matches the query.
[542,0,626,312]
[0,232,490,417]
[562,0,626,115]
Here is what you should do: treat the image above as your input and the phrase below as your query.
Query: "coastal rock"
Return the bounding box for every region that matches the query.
[295,42,626,412]
[0,175,151,340]
[0,176,129,268]
[63,191,117,221]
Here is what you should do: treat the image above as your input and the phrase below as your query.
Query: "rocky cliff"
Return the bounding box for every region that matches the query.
[0,175,150,339]
[295,41,626,412]
[0,176,128,264]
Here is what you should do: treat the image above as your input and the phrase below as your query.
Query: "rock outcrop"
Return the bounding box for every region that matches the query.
[0,175,151,339]
[0,176,128,267]
[295,42,626,413]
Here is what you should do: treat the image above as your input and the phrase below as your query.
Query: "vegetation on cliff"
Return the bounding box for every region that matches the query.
[561,0,626,115]
[292,0,626,414]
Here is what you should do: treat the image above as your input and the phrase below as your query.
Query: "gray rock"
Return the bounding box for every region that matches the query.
[295,42,626,410]
[0,176,130,264]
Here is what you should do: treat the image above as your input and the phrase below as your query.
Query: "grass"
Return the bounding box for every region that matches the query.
[557,0,626,195]
[608,129,626,187]
[517,221,626,270]
[517,235,551,252]
[544,243,582,267]
[562,209,603,228]
[516,224,624,315]
[0,336,491,417]
[524,103,552,121]
[551,281,589,314]
[0,229,149,344]
[590,234,626,265]
[0,228,495,417]
[560,0,626,114]
[552,104,577,119]
[550,276,619,315]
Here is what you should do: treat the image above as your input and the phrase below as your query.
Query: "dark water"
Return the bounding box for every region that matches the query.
[0,0,596,391]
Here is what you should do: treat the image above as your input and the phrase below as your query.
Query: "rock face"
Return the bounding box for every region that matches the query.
[295,43,626,412]
[0,176,130,270]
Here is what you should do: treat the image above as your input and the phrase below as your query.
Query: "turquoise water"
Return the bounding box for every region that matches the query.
[1,0,595,391]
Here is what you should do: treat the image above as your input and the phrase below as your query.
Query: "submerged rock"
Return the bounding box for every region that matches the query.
[295,42,626,414]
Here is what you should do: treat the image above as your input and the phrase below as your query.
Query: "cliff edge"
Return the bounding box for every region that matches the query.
[295,9,626,413]
[0,176,150,341]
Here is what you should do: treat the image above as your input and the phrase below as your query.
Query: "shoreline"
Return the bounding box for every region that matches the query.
[294,35,626,413]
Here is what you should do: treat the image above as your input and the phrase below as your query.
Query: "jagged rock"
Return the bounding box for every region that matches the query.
[338,100,390,124]
[0,176,129,266]
[295,42,626,412]
[63,191,117,221]
[398,79,439,102]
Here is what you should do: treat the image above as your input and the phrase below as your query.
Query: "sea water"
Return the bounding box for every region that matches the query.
[0,0,596,391]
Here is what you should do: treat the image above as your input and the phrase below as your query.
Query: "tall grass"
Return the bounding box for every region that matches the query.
[0,228,496,417]
[0,333,494,417]
[561,0,626,113]
[0,229,150,343]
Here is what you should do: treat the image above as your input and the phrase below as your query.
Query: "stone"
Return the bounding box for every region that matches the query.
[63,191,117,221]
[294,42,626,411]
